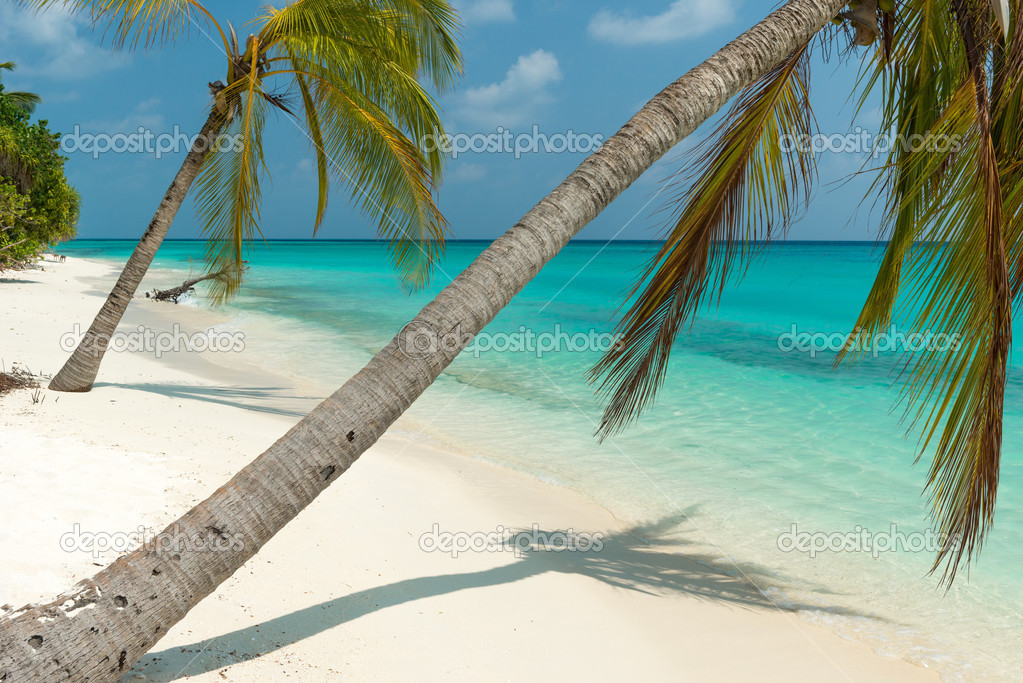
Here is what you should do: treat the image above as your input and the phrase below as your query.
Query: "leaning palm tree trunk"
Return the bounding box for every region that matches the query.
[48,110,224,392]
[0,0,844,678]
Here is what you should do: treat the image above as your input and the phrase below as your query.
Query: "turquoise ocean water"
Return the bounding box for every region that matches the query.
[59,239,1023,680]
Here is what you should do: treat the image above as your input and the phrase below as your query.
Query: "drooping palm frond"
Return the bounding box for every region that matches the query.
[839,0,964,362]
[581,0,1019,586]
[193,66,269,305]
[993,4,1023,296]
[299,61,447,289]
[293,71,330,231]
[2,91,42,114]
[590,42,817,438]
[254,0,461,289]
[812,0,1023,583]
[897,92,1009,586]
[867,1,1018,584]
[258,0,461,93]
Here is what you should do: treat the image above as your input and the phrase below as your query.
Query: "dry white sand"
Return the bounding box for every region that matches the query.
[0,257,940,681]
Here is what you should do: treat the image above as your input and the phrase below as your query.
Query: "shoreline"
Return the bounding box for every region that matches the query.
[0,256,941,681]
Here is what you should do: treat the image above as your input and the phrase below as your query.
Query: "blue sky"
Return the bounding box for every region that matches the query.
[0,0,885,242]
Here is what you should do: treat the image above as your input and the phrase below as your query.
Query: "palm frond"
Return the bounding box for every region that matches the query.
[301,63,447,289]
[884,3,1013,584]
[253,0,460,289]
[193,69,269,305]
[260,0,458,181]
[839,0,964,362]
[0,60,42,114]
[994,3,1023,296]
[3,92,42,114]
[257,0,462,93]
[590,42,817,438]
[294,71,330,233]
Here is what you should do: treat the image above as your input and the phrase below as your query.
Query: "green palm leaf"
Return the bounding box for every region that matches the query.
[885,4,1016,584]
[255,0,459,289]
[591,42,817,438]
[194,69,269,304]
[839,0,963,362]
[294,71,330,233]
[300,63,446,288]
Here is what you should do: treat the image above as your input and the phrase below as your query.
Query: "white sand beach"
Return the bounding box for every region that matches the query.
[0,257,941,682]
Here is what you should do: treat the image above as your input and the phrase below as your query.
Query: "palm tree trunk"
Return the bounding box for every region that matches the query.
[48,110,225,393]
[0,1,845,678]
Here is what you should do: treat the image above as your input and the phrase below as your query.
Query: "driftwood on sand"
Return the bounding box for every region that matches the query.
[146,272,221,303]
[0,363,45,397]
[145,266,242,303]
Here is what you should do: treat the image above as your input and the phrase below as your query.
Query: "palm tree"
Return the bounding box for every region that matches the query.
[0,61,42,115]
[591,0,1021,586]
[45,0,461,392]
[0,0,846,678]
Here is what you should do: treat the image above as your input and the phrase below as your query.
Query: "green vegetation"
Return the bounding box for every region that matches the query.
[0,64,79,269]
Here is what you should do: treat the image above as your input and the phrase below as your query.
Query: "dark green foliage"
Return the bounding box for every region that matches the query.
[0,82,79,269]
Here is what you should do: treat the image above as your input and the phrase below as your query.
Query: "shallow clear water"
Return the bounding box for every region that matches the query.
[60,239,1023,680]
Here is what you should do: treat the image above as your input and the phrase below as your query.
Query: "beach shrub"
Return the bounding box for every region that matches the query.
[0,84,79,269]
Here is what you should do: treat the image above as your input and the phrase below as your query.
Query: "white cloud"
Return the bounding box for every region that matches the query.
[589,0,735,46]
[81,98,165,134]
[452,0,515,23]
[456,50,562,128]
[450,162,487,183]
[0,5,127,80]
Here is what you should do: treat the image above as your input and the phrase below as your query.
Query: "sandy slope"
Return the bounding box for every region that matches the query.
[0,257,939,682]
